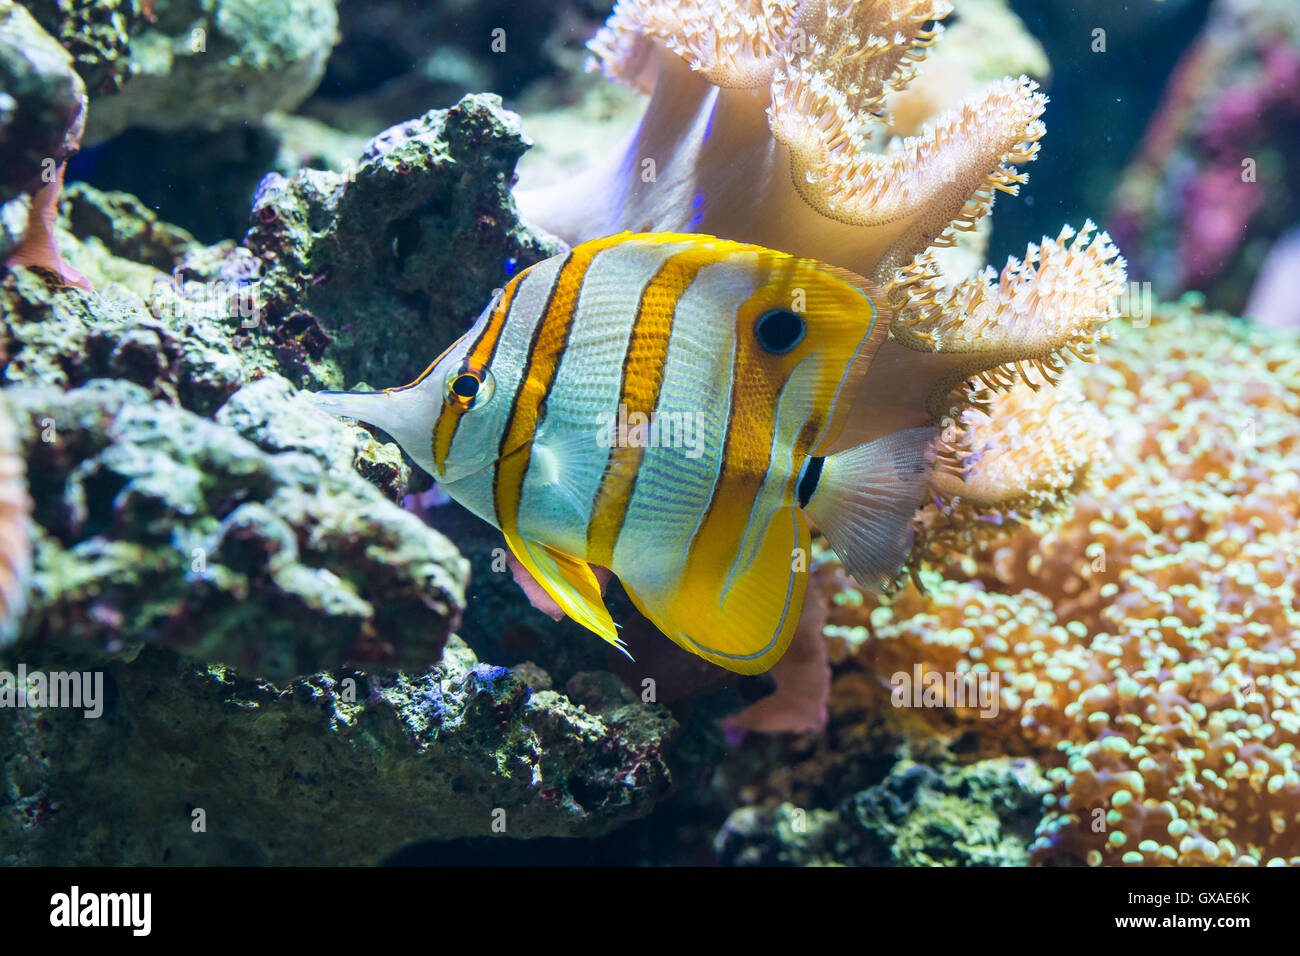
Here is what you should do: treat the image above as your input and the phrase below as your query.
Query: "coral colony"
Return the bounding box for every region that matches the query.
[0,0,1295,870]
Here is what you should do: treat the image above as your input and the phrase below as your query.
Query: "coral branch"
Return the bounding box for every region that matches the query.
[914,377,1111,562]
[885,221,1126,414]
[774,74,1044,267]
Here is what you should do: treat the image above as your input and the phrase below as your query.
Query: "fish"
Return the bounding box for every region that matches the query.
[312,232,935,674]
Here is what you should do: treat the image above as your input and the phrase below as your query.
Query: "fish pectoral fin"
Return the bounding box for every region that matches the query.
[804,426,938,593]
[622,509,810,676]
[502,530,627,656]
[530,427,606,522]
[528,440,590,522]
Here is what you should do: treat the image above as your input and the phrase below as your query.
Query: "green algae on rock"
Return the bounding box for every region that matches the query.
[2,255,247,416]
[23,0,139,98]
[714,755,1049,867]
[245,93,561,390]
[0,636,674,865]
[54,0,341,146]
[2,181,315,415]
[6,374,460,679]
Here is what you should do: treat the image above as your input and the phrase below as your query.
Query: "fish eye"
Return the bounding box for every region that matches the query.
[755,309,806,354]
[445,365,495,409]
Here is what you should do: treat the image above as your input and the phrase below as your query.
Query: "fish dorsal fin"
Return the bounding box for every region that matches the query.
[501,530,627,656]
[620,508,811,675]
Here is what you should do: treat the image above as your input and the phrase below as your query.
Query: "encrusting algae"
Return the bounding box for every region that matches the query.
[819,300,1300,866]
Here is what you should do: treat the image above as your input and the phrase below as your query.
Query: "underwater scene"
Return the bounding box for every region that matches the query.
[1,0,1298,877]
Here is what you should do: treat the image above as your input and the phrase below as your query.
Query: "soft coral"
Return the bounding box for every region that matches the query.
[0,0,92,291]
[5,162,92,291]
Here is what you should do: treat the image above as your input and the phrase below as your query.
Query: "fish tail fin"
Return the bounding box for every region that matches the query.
[803,427,937,594]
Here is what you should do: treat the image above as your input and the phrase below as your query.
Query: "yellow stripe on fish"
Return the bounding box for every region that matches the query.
[586,250,705,569]
[312,233,937,675]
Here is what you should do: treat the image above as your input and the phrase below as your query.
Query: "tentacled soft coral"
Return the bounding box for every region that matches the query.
[818,304,1300,866]
[519,0,1125,446]
[844,219,1126,445]
[914,374,1112,566]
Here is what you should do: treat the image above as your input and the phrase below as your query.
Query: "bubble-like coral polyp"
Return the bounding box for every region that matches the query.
[519,0,1127,469]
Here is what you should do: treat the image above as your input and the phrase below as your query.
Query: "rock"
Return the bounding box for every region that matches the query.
[713,803,841,867]
[49,0,341,146]
[6,375,461,679]
[0,1,88,261]
[0,1,86,200]
[23,0,139,98]
[245,93,561,390]
[1,252,245,416]
[714,756,1049,866]
[845,758,1049,866]
[0,635,675,864]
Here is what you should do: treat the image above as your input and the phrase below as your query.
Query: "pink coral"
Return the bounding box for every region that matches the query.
[5,164,93,292]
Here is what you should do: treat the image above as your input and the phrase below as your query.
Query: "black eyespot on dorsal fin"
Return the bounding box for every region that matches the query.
[755,309,805,354]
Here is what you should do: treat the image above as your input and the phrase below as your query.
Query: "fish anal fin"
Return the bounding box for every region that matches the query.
[622,510,810,676]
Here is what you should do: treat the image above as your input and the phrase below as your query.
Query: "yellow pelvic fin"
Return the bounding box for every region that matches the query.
[621,509,810,675]
[502,530,627,656]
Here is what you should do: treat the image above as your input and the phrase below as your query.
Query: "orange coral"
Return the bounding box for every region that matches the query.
[0,398,31,643]
[818,301,1300,866]
[5,164,93,292]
